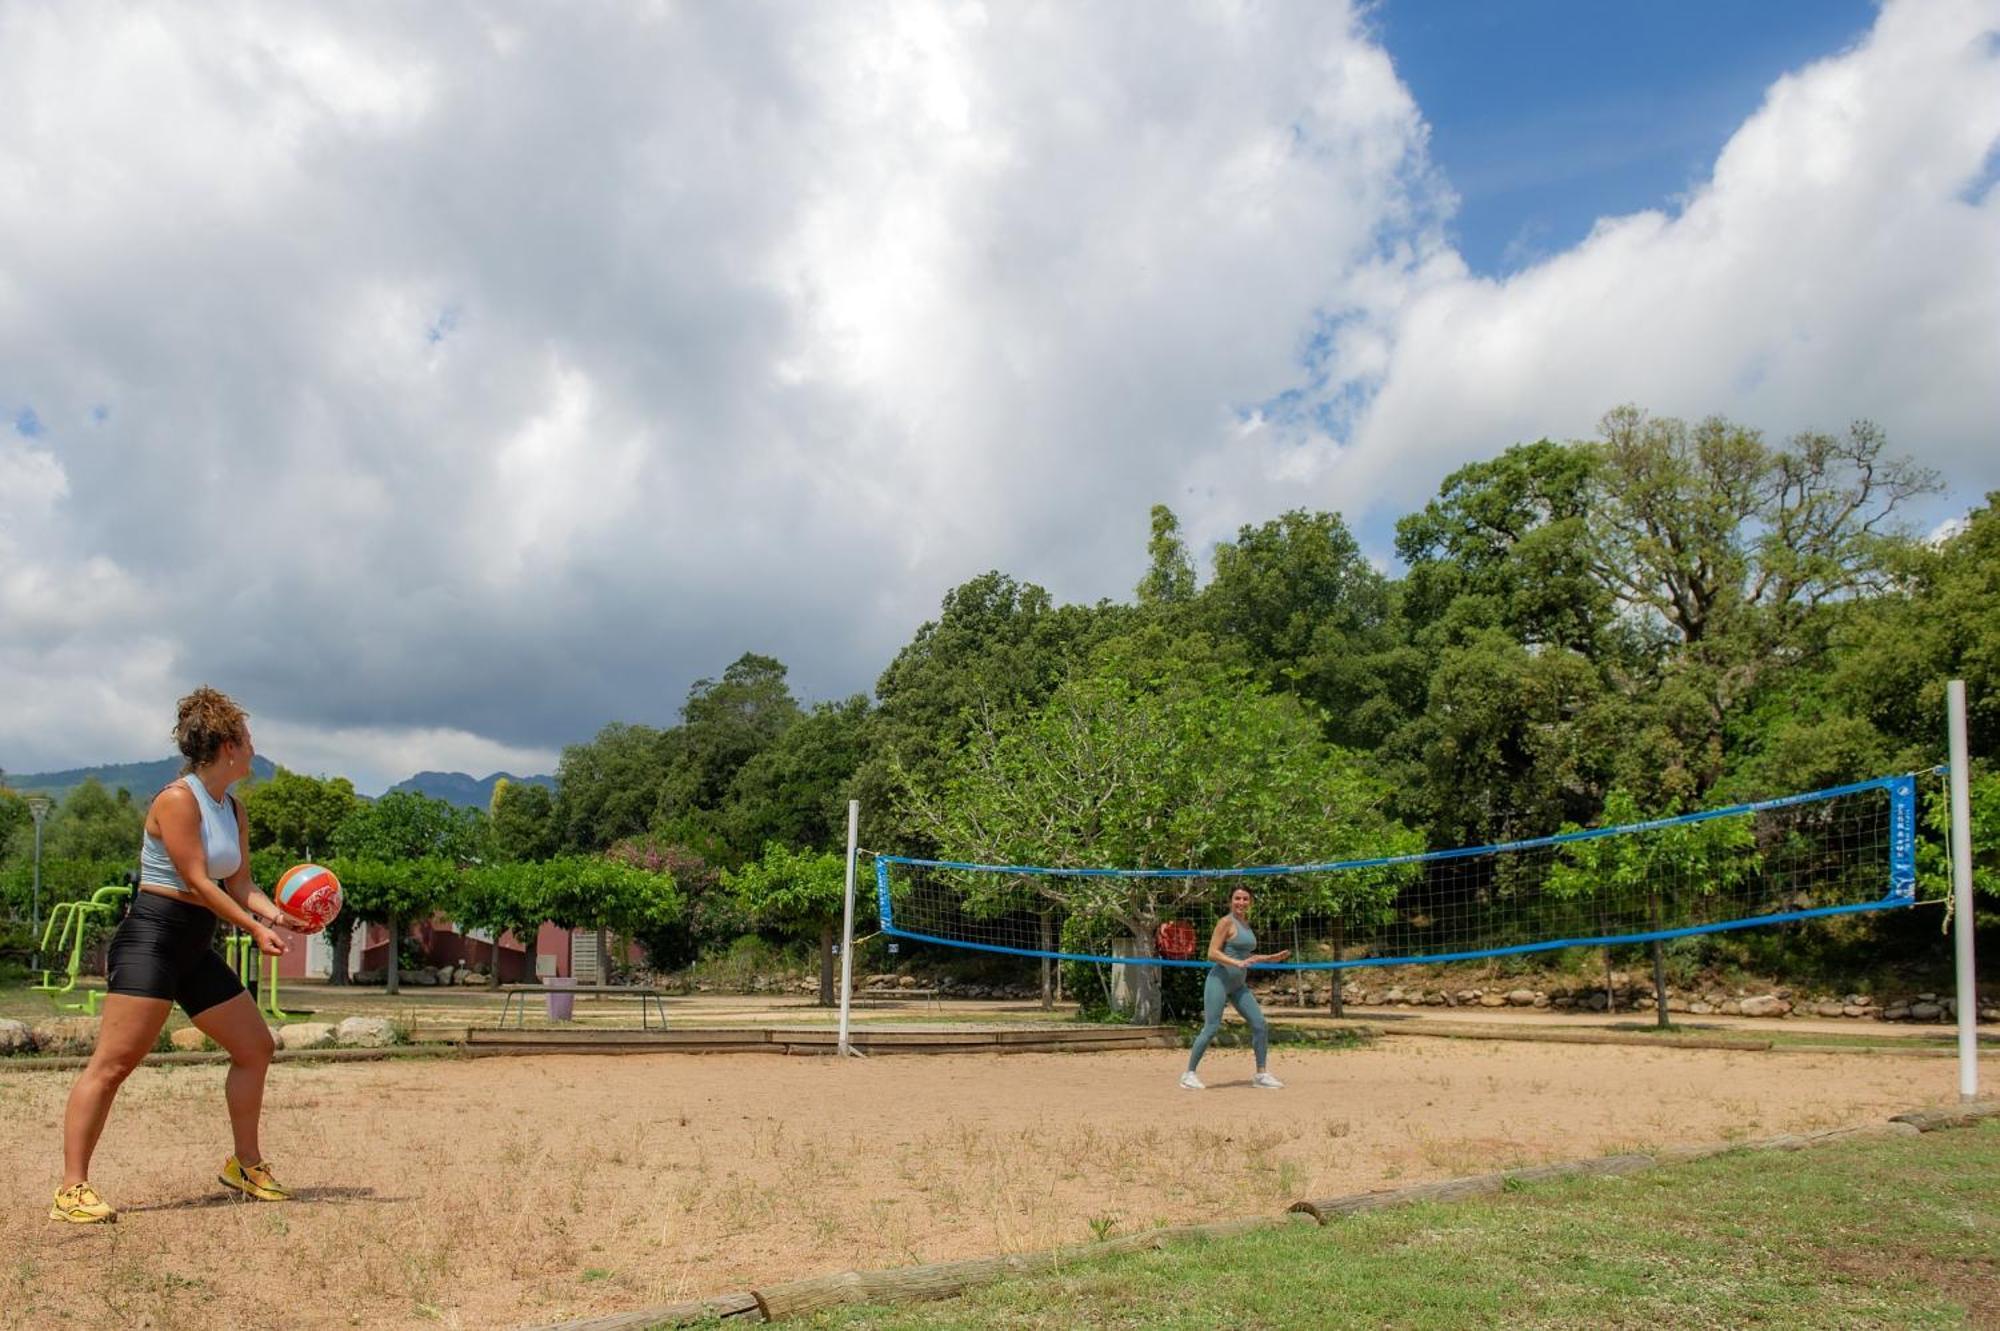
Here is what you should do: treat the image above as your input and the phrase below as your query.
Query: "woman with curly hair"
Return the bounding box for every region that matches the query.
[52,687,309,1224]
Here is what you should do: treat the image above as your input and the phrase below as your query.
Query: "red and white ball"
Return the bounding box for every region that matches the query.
[275,863,343,933]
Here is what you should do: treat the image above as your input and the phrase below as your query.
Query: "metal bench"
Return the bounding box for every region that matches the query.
[495,983,670,1030]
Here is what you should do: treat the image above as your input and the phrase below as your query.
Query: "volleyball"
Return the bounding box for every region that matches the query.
[274,863,343,933]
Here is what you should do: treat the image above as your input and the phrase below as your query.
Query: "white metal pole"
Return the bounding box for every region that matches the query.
[1946,680,1979,1102]
[29,797,50,972]
[837,799,860,1058]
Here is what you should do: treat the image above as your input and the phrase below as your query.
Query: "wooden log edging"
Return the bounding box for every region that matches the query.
[1889,1099,2000,1132]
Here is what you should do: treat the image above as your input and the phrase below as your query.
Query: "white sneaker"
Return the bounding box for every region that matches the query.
[1251,1071,1284,1090]
[1179,1071,1205,1090]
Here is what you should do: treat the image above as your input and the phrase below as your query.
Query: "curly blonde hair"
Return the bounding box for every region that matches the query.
[173,686,248,773]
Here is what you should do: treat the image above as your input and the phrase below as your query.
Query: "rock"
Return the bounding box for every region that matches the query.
[1552,995,1575,1009]
[277,1023,336,1051]
[1883,1004,1910,1021]
[169,1027,210,1052]
[1666,997,1691,1013]
[1916,993,1937,1003]
[1815,1001,1846,1017]
[1479,993,1507,1008]
[1421,992,1445,1006]
[1739,995,1789,1017]
[353,968,384,985]
[1909,1002,1943,1021]
[1454,989,1479,1005]
[1532,994,1550,1009]
[1688,1001,1714,1015]
[1506,989,1537,1007]
[334,1016,396,1048]
[31,1018,98,1055]
[1980,1008,1999,1024]
[1720,1000,1743,1015]
[1842,1005,1869,1018]
[0,1018,31,1054]
[1844,994,1870,1007]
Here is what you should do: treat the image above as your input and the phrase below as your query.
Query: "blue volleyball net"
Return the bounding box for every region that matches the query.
[873,774,1920,971]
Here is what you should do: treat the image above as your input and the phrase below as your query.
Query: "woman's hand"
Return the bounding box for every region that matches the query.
[249,922,288,957]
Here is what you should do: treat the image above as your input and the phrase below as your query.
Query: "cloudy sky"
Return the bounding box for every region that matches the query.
[3,0,1996,794]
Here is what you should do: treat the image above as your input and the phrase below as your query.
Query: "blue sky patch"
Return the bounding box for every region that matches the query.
[1370,0,1877,275]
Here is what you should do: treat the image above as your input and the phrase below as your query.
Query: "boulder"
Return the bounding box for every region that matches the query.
[1479,993,1507,1008]
[334,1016,396,1048]
[169,1027,210,1052]
[1883,1004,1911,1021]
[0,1018,31,1054]
[1720,999,1743,1015]
[1909,1002,1943,1021]
[1420,992,1445,1006]
[277,1023,336,1051]
[898,974,919,989]
[1842,1005,1869,1018]
[1532,994,1550,1009]
[1506,989,1536,1007]
[1980,1008,1999,1024]
[1739,995,1789,1017]
[1688,1001,1714,1015]
[31,1018,98,1055]
[1814,1001,1846,1018]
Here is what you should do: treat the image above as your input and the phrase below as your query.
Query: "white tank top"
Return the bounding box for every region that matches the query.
[137,774,243,895]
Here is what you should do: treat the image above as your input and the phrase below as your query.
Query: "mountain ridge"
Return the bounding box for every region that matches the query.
[6,759,555,809]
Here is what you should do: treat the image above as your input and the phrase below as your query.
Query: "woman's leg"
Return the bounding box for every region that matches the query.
[191,990,275,1165]
[1230,985,1270,1071]
[1187,970,1229,1072]
[63,994,172,1186]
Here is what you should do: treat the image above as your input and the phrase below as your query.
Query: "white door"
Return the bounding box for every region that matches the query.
[569,929,604,982]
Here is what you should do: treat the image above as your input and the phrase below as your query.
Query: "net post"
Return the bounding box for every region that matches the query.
[837,800,860,1058]
[1947,681,1979,1102]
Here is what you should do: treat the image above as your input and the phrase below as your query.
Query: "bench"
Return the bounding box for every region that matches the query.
[854,986,943,1012]
[495,983,670,1030]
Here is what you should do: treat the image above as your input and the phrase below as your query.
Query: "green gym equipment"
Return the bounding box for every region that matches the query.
[32,884,133,1014]
[222,930,297,1022]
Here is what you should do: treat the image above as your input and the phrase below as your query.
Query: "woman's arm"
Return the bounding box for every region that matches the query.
[1205,917,1242,968]
[224,797,309,930]
[155,787,286,955]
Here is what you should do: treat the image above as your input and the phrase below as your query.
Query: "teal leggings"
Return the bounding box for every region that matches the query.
[1187,969,1268,1072]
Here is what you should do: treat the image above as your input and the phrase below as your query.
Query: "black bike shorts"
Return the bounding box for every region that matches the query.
[106,889,245,1017]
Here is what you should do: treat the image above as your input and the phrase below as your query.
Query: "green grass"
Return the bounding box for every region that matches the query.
[805,1120,2000,1330]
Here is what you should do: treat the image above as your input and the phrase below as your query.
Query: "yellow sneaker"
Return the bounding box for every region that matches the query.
[50,1181,117,1224]
[218,1156,291,1202]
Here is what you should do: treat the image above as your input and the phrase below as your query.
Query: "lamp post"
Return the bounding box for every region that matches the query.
[27,795,52,970]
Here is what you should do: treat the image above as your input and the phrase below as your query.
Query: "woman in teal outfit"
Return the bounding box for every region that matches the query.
[1181,886,1289,1090]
